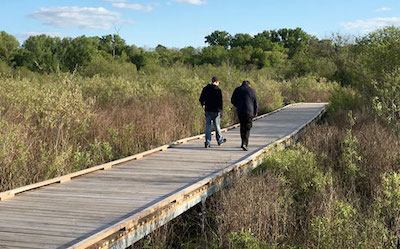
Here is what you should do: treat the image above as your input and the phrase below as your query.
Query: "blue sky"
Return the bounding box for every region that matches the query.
[1,0,400,48]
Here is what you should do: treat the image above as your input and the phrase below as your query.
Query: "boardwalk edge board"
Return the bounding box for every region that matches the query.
[0,103,300,202]
[68,103,327,249]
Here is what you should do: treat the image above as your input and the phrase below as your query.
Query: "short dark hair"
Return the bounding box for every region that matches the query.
[243,80,251,85]
[212,76,219,83]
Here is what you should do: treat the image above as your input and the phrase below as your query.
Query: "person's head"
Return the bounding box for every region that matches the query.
[212,76,219,85]
[242,80,251,85]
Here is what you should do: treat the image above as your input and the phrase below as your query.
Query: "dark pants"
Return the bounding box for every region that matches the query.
[238,112,253,147]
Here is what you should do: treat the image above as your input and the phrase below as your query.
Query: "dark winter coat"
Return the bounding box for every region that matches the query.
[199,84,223,112]
[231,82,258,116]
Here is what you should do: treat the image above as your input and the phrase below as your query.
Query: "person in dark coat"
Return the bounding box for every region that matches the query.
[231,80,258,151]
[199,76,226,148]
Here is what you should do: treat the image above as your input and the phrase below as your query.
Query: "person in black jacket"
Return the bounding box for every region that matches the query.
[199,76,226,148]
[231,80,258,151]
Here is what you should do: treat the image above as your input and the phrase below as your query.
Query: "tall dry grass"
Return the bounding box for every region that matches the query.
[0,65,335,192]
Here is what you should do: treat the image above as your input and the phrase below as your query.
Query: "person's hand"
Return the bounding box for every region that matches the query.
[202,105,205,112]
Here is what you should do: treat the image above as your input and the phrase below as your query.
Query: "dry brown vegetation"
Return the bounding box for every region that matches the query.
[0,66,336,192]
[134,109,400,249]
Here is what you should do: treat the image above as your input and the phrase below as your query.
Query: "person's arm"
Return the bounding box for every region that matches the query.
[199,88,206,110]
[218,89,223,112]
[253,90,258,116]
[231,88,237,107]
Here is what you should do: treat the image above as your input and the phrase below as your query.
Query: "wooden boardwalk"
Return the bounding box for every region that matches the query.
[0,103,326,249]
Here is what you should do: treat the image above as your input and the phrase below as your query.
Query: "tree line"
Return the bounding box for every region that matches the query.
[0,28,328,76]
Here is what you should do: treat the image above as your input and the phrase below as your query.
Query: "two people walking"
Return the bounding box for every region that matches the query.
[199,77,258,151]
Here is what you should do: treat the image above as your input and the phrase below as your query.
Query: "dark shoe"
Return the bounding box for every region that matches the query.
[218,138,226,146]
[241,144,248,151]
[205,142,210,148]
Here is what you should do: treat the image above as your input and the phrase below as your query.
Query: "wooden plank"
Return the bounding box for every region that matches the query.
[0,214,109,227]
[11,188,183,202]
[36,180,193,193]
[0,240,56,249]
[0,231,75,244]
[0,201,143,214]
[0,224,90,237]
[0,207,126,222]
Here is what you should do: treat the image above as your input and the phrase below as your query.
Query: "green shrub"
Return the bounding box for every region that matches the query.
[340,112,362,186]
[310,201,391,249]
[327,86,362,115]
[281,75,337,103]
[254,79,284,113]
[379,172,400,231]
[0,60,12,75]
[227,231,271,249]
[0,120,29,190]
[79,55,137,78]
[260,144,330,202]
[372,69,400,134]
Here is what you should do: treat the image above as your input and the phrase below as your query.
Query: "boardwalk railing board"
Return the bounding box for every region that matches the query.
[69,103,327,249]
[0,103,297,202]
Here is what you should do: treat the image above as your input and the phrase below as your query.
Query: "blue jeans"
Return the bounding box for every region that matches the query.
[205,111,223,145]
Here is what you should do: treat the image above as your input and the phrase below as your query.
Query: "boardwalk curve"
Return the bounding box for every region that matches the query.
[0,103,327,249]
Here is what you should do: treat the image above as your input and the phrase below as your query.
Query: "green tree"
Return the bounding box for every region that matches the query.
[15,35,62,73]
[0,31,19,65]
[228,46,252,68]
[179,46,199,66]
[61,36,98,72]
[356,26,400,84]
[277,28,312,57]
[352,26,400,133]
[252,31,275,51]
[250,47,268,69]
[230,33,253,48]
[289,39,337,79]
[198,45,229,65]
[205,30,232,48]
[155,45,181,66]
[98,34,128,58]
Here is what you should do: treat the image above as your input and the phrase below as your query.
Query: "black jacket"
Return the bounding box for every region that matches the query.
[231,82,258,116]
[199,84,223,112]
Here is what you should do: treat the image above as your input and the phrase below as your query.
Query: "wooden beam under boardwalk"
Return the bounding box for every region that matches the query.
[0,103,327,249]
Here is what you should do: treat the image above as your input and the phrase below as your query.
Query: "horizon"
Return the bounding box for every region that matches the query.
[1,0,400,48]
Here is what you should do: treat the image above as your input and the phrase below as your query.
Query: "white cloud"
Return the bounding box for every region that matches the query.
[104,0,128,2]
[341,17,400,30]
[174,0,206,5]
[112,3,153,12]
[376,7,391,12]
[29,6,128,30]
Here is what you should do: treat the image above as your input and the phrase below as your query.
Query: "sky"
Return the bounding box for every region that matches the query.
[1,0,400,48]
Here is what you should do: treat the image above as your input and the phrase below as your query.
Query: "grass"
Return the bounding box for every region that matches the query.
[0,65,335,192]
